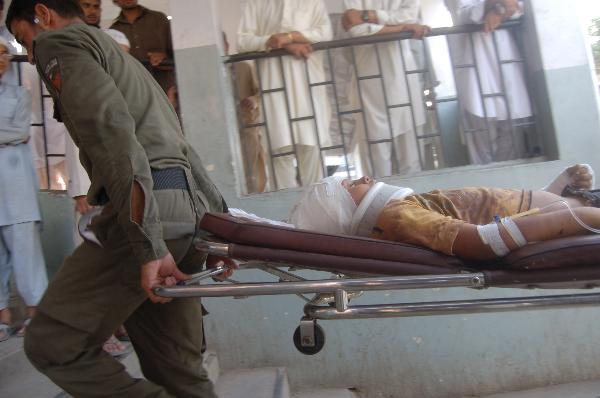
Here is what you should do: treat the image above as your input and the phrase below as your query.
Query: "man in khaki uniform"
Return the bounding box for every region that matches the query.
[8,1,232,397]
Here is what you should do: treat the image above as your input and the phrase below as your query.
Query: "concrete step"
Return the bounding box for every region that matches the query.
[215,367,291,398]
[477,379,600,398]
[292,388,361,398]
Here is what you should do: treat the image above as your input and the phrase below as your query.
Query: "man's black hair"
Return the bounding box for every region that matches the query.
[0,1,5,11]
[7,0,84,33]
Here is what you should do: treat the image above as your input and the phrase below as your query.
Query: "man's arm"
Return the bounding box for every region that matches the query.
[0,87,32,145]
[445,0,520,27]
[342,0,425,37]
[34,34,168,266]
[237,0,272,52]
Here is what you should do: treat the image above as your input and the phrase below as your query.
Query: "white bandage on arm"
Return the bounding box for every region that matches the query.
[477,223,510,257]
[500,217,527,247]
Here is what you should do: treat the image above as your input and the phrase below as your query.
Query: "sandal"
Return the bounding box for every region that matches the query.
[16,318,30,338]
[102,335,133,359]
[114,325,130,342]
[0,323,10,342]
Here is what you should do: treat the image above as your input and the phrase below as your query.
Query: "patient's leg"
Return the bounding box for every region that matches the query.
[543,164,594,195]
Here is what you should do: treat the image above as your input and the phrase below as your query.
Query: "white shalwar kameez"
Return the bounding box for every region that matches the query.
[238,0,333,189]
[445,0,532,164]
[345,0,426,178]
[0,83,48,311]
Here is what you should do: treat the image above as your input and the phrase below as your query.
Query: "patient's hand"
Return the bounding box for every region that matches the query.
[206,255,239,281]
[567,164,594,191]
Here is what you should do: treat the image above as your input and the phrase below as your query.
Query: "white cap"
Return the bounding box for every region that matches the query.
[103,28,130,49]
[289,176,356,235]
[350,182,414,237]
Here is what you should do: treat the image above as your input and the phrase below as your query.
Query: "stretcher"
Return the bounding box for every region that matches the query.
[155,212,600,355]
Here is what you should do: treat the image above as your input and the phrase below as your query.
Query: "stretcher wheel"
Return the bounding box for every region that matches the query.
[293,322,325,355]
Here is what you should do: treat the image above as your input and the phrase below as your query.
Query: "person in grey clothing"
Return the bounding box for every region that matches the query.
[0,35,48,342]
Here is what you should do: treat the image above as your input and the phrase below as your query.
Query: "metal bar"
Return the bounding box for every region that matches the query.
[388,102,412,109]
[374,43,397,175]
[492,30,518,159]
[304,292,600,320]
[223,21,523,64]
[338,109,363,116]
[468,31,494,158]
[154,273,485,298]
[350,46,376,174]
[302,59,327,181]
[253,59,279,190]
[290,115,315,123]
[262,87,285,94]
[358,74,383,81]
[423,38,446,170]
[39,78,51,189]
[278,55,301,185]
[229,62,248,194]
[309,80,334,87]
[397,38,424,171]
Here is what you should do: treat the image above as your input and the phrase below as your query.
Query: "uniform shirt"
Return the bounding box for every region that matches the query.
[110,6,174,93]
[0,83,41,226]
[32,24,224,265]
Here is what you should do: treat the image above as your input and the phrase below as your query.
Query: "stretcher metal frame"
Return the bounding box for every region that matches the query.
[155,213,600,354]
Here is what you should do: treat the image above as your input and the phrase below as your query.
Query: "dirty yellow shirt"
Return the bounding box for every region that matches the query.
[33,23,224,265]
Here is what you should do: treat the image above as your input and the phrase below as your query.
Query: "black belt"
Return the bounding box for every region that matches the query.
[151,167,189,190]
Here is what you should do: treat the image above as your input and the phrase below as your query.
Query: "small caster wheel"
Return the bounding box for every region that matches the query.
[293,320,325,355]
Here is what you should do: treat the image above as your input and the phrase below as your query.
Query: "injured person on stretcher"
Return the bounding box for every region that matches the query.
[288,164,600,261]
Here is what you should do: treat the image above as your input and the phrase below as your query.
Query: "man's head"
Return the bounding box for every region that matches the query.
[79,0,101,27]
[113,0,137,10]
[7,0,84,61]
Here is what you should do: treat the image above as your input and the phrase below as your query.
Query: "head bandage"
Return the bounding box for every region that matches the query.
[289,176,356,235]
[104,29,131,49]
[350,182,413,237]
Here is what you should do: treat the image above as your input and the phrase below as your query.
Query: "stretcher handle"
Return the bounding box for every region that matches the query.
[177,266,227,286]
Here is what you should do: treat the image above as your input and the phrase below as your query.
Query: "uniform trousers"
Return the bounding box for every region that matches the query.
[0,221,48,309]
[24,187,217,398]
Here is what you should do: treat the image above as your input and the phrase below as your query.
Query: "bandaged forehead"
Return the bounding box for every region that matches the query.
[289,176,356,235]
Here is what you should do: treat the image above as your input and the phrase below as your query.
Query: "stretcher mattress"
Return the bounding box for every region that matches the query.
[200,213,600,288]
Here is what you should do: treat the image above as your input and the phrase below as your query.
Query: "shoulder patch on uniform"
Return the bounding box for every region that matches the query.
[44,57,62,92]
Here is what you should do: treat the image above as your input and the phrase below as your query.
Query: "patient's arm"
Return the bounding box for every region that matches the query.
[454,206,600,260]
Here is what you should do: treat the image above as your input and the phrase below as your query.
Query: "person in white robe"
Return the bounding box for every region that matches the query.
[0,37,48,341]
[238,0,333,189]
[343,0,429,178]
[445,0,532,164]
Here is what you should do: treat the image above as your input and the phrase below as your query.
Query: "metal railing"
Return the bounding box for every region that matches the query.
[11,55,66,190]
[226,19,539,193]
